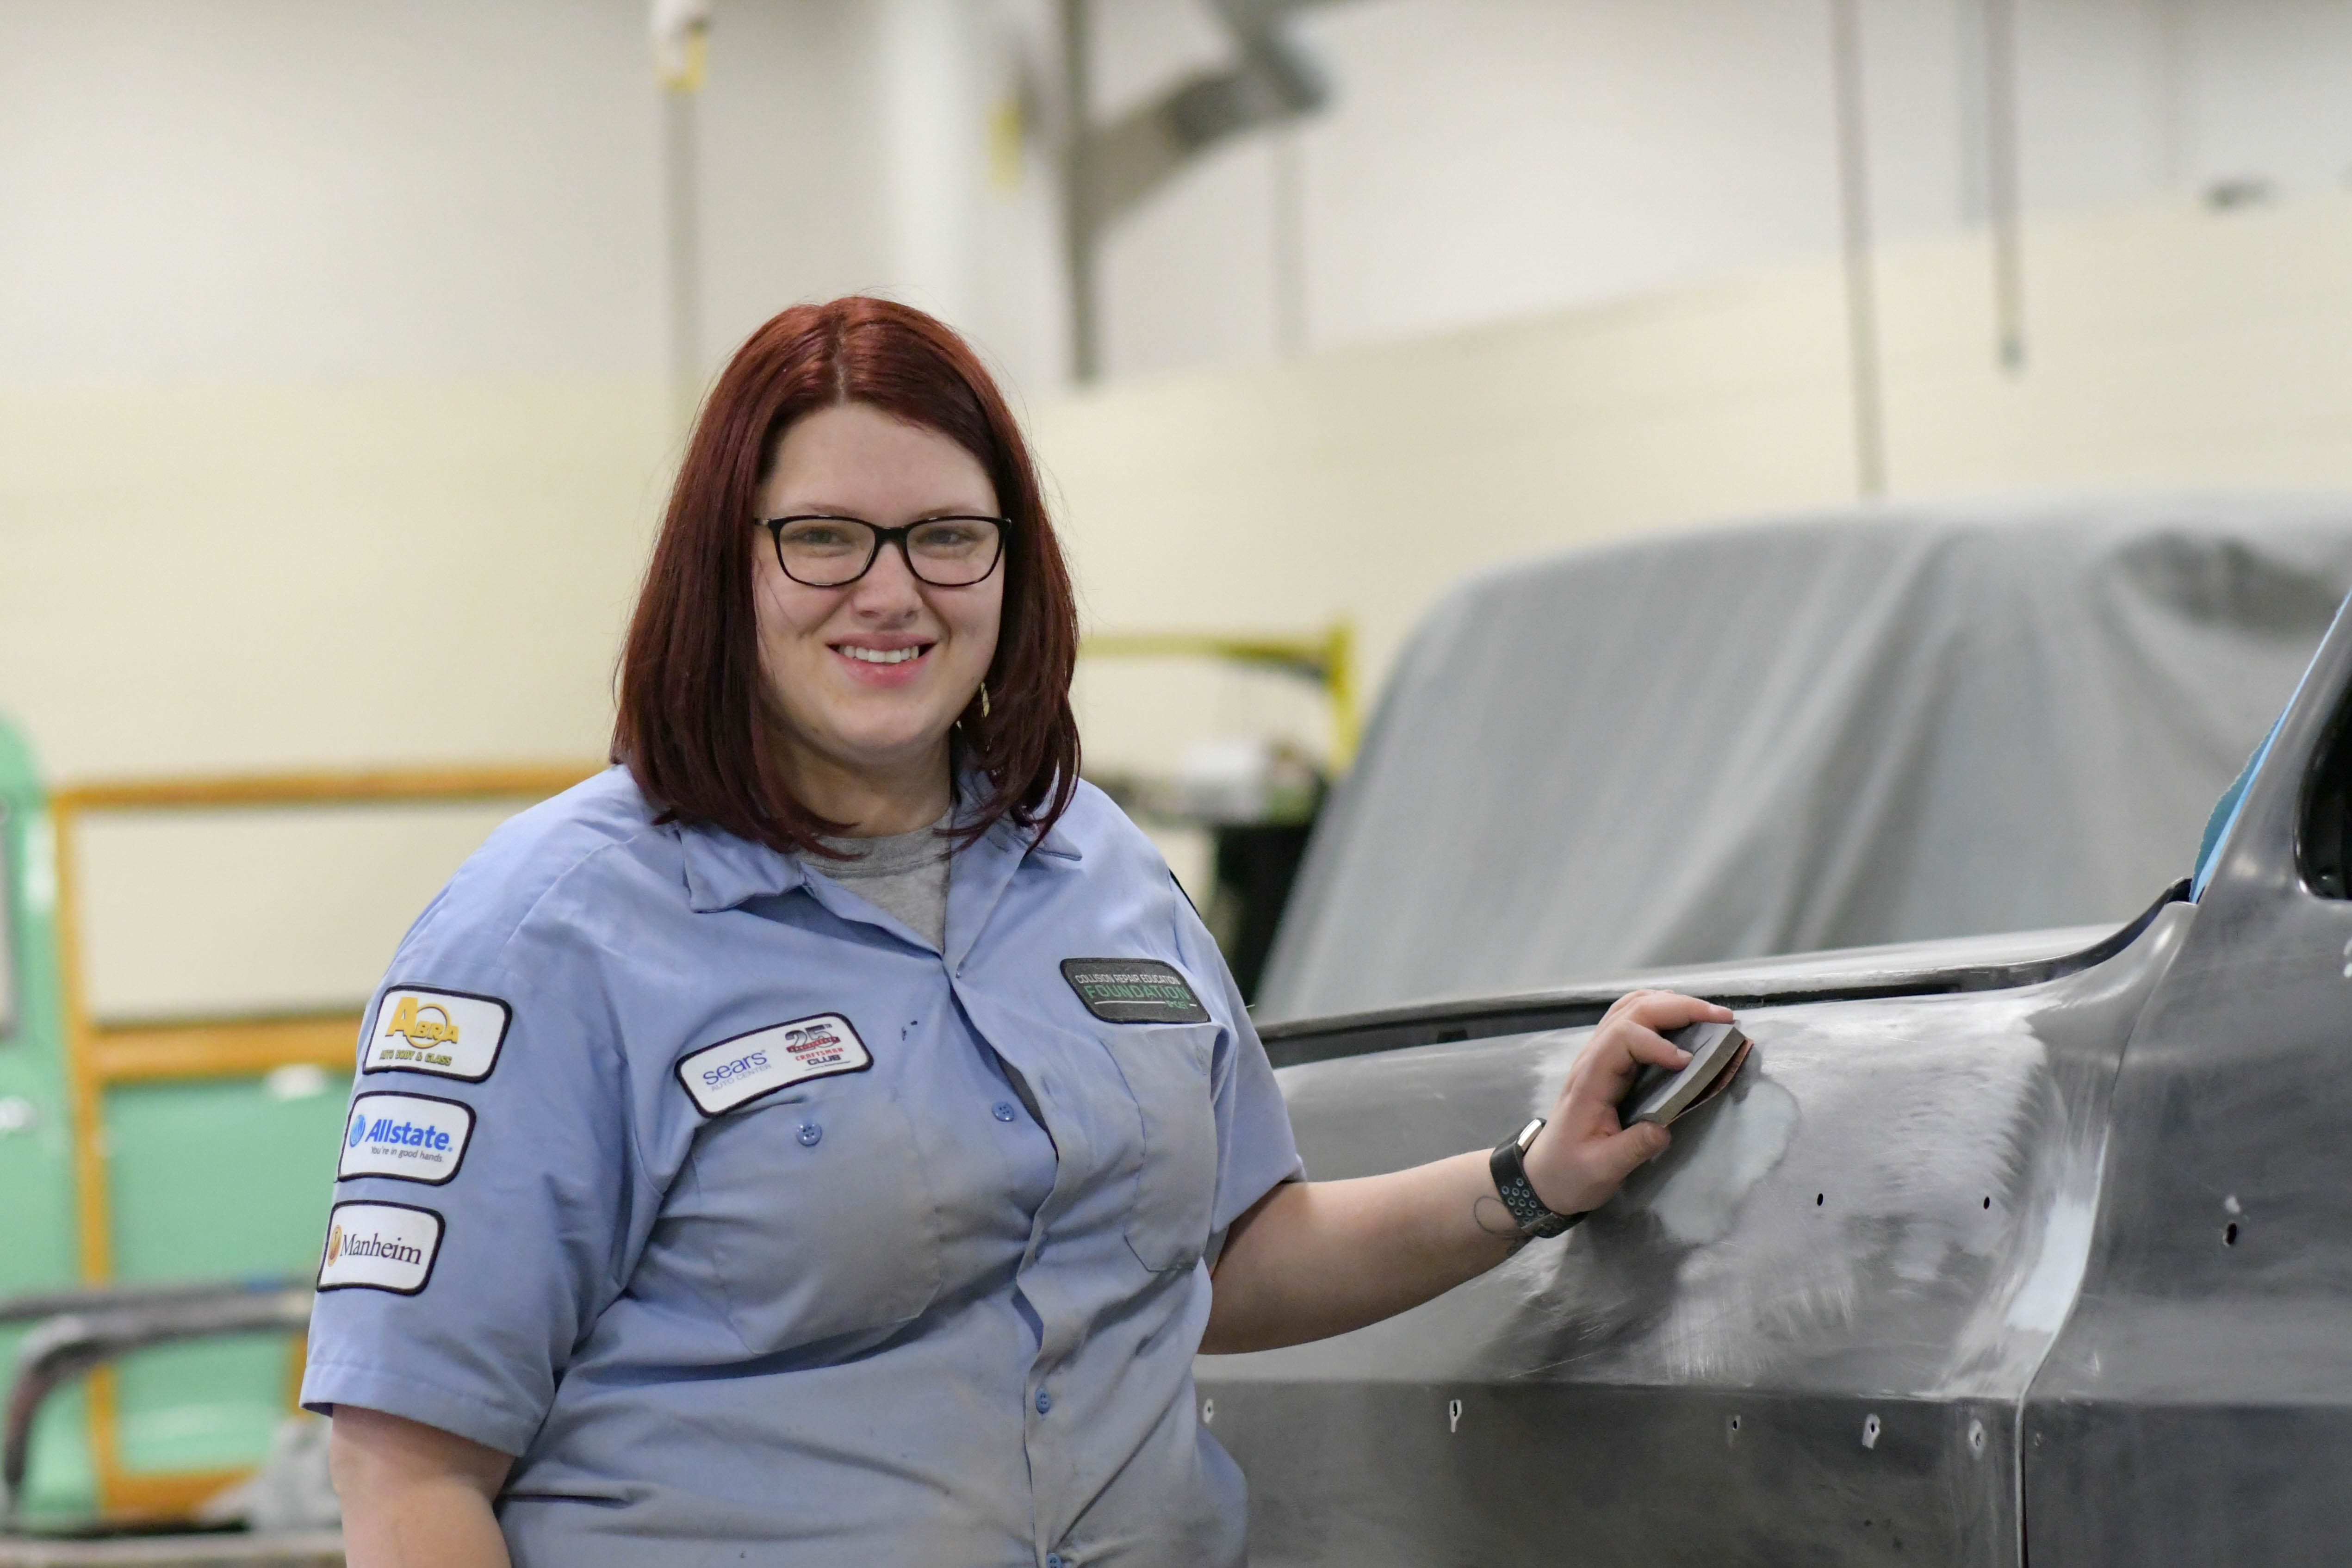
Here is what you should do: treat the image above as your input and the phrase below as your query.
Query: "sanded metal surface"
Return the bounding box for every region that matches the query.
[1203,901,2191,1565]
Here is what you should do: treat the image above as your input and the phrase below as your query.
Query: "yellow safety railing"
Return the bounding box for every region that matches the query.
[1079,620,1358,768]
[50,762,600,1520]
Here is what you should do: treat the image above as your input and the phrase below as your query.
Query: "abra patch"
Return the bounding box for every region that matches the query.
[362,985,510,1081]
[676,1012,873,1116]
[1061,958,1211,1024]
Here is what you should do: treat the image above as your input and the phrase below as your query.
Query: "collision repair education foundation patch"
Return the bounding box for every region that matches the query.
[362,985,511,1081]
[1061,958,1212,1024]
[676,1012,873,1116]
[339,1092,475,1185]
[317,1201,444,1295]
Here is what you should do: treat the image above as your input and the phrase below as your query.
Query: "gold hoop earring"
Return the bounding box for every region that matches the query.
[979,683,992,721]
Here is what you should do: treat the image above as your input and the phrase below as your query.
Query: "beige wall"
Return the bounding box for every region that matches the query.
[9,191,2352,1014]
[1091,0,2352,379]
[0,380,668,779]
[0,379,671,1017]
[1044,190,2352,769]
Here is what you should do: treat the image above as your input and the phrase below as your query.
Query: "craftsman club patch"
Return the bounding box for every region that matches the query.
[338,1092,475,1185]
[316,1200,444,1295]
[1061,958,1211,1024]
[362,985,510,1081]
[676,1012,873,1116]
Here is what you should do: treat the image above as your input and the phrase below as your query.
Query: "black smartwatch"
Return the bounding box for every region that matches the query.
[1489,1117,1584,1239]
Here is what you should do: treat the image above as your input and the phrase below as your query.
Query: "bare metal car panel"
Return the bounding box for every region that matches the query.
[1255,898,2177,1070]
[1206,907,2187,1565]
[2022,595,2352,1563]
[1202,598,2352,1562]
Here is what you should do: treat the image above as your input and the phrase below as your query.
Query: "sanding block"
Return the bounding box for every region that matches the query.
[1621,1019,1752,1128]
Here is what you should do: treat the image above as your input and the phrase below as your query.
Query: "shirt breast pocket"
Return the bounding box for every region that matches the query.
[683,1081,945,1353]
[1102,1022,1222,1274]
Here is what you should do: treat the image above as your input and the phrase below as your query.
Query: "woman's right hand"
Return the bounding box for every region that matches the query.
[330,1405,514,1568]
[1519,988,1728,1217]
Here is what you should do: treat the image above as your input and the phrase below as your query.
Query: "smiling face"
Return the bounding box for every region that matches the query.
[751,401,1005,834]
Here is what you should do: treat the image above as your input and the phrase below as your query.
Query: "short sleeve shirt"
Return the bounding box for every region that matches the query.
[300,769,1303,1568]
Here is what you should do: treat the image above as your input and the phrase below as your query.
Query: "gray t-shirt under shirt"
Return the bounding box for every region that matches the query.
[812,814,954,948]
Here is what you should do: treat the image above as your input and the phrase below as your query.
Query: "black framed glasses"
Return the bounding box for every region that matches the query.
[756,514,1008,589]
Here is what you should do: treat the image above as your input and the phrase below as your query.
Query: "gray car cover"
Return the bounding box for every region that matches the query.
[1256,494,2352,1022]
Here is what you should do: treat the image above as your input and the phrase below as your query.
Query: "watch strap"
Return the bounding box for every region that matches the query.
[1489,1123,1582,1239]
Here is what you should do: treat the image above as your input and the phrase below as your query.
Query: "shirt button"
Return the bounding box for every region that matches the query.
[796,1122,822,1147]
[1035,1389,1053,1414]
[992,1101,1018,1122]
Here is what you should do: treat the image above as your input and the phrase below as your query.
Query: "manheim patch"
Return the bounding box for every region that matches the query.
[339,1092,474,1185]
[1061,958,1211,1024]
[676,1012,873,1116]
[317,1201,444,1295]
[362,985,510,1081]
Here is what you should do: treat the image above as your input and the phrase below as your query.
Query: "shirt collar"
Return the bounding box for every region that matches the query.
[1030,818,1084,862]
[956,768,1085,865]
[680,822,807,913]
[678,789,1080,915]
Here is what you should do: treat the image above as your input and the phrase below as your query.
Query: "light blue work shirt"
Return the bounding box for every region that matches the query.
[301,767,1303,1568]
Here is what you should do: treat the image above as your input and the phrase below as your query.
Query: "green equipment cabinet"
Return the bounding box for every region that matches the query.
[0,716,86,1521]
[0,720,590,1529]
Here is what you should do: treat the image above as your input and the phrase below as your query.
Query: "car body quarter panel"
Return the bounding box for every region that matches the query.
[2025,734,2352,1559]
[1201,904,2194,1566]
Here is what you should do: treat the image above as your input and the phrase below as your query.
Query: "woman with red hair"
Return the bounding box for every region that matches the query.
[306,297,1718,1567]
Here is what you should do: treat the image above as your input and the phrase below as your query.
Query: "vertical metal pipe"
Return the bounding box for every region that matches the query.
[1953,0,1990,225]
[45,793,119,1506]
[663,87,705,437]
[1059,0,1099,384]
[1829,0,1886,499]
[2154,0,2190,190]
[1985,0,2025,371]
[1272,130,1307,357]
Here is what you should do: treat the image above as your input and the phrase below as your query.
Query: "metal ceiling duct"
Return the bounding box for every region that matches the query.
[1061,0,1358,380]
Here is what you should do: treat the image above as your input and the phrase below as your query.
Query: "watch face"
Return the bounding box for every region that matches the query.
[1515,1117,1545,1153]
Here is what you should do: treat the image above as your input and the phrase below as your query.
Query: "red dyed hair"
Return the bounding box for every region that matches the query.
[613,297,1080,854]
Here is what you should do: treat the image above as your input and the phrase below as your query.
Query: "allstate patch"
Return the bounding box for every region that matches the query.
[676,1012,872,1116]
[1061,958,1211,1023]
[338,1092,474,1185]
[317,1201,443,1295]
[362,985,510,1081]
